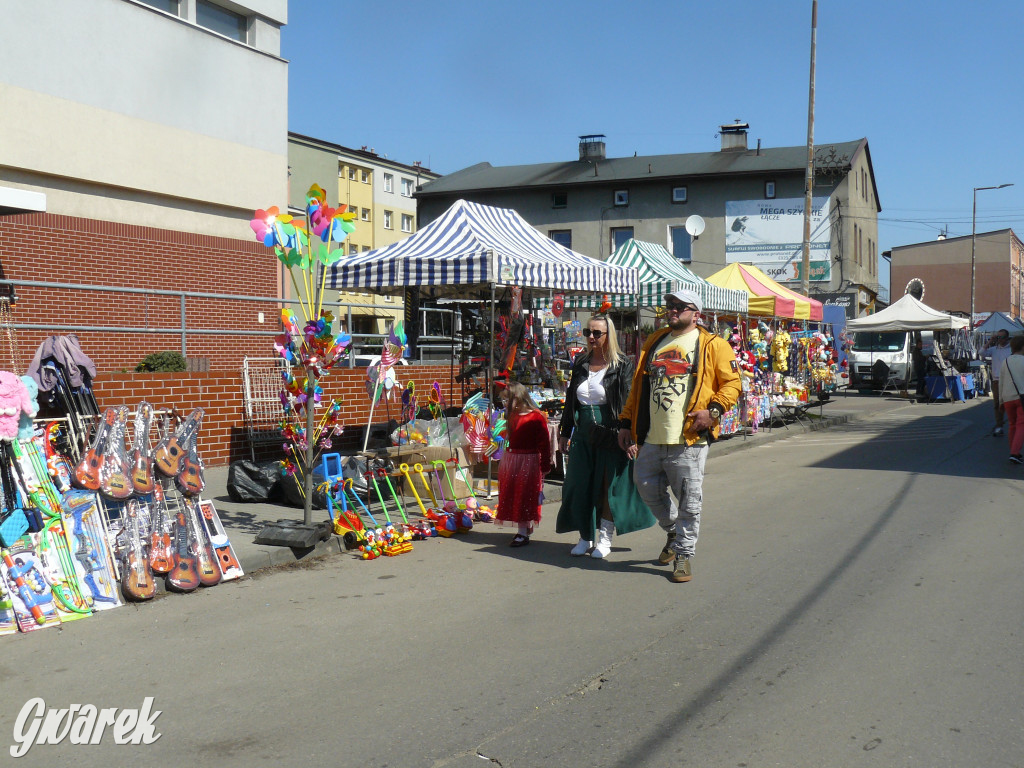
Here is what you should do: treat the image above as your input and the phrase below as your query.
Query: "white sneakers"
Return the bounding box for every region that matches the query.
[591,520,615,559]
[570,538,592,556]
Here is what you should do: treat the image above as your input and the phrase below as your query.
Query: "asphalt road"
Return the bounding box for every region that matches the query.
[2,397,1022,767]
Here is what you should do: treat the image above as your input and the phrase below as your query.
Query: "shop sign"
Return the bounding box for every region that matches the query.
[754,260,831,283]
[812,291,856,318]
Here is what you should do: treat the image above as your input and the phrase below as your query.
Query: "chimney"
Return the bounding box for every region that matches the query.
[579,134,606,161]
[719,121,749,152]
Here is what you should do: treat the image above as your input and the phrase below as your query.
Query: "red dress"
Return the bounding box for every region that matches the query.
[496,409,552,532]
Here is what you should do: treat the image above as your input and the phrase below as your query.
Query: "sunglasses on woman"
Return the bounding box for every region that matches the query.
[582,329,605,339]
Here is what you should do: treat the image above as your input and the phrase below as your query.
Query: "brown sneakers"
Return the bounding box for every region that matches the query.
[671,556,692,583]
[658,528,676,565]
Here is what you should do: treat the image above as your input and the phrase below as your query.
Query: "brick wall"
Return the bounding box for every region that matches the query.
[92,365,464,467]
[0,212,279,372]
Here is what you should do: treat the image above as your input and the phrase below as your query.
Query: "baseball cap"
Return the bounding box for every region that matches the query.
[665,288,703,314]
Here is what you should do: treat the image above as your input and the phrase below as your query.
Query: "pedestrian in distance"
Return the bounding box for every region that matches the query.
[617,288,741,583]
[495,380,553,547]
[555,314,656,559]
[983,330,1012,435]
[997,335,1024,464]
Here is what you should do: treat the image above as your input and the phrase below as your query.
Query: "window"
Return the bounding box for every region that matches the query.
[401,178,414,197]
[401,214,413,233]
[137,0,180,14]
[672,186,687,203]
[670,226,691,263]
[196,1,247,43]
[551,192,567,209]
[383,173,393,193]
[361,208,370,221]
[610,227,633,253]
[765,181,776,199]
[549,230,572,249]
[349,244,358,255]
[362,246,370,252]
[348,167,356,180]
[361,170,370,184]
[614,189,629,206]
[383,210,393,229]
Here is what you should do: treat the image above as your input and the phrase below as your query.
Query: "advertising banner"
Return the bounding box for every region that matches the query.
[725,196,831,264]
[754,260,831,284]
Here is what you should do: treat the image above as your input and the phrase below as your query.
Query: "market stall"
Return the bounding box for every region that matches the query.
[329,198,641,491]
[706,262,823,321]
[846,294,972,401]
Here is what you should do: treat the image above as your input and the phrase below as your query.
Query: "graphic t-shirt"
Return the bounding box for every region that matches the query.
[645,328,705,446]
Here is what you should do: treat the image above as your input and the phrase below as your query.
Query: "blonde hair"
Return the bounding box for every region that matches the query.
[587,314,624,370]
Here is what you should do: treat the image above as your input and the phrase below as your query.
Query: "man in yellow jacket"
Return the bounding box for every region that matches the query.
[617,288,741,583]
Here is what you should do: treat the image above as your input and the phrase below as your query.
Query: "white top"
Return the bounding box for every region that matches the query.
[999,355,1024,401]
[577,366,608,405]
[988,344,1012,380]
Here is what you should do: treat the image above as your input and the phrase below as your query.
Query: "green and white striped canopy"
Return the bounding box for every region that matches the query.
[565,239,748,314]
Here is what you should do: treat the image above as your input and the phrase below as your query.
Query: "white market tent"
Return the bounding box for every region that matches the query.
[846,294,969,332]
[567,239,748,314]
[329,199,639,298]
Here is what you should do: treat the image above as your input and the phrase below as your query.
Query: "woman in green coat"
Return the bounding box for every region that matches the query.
[555,314,656,558]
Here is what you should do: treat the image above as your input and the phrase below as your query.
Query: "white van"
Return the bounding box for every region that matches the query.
[848,331,933,390]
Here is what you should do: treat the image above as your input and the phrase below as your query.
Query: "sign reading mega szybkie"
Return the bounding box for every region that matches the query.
[725,197,832,282]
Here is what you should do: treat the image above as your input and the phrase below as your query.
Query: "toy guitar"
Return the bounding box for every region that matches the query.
[184,497,220,587]
[198,499,243,581]
[120,499,155,601]
[148,484,174,574]
[155,407,204,478]
[130,401,157,495]
[176,437,205,497]
[73,409,115,491]
[99,406,134,500]
[166,505,200,592]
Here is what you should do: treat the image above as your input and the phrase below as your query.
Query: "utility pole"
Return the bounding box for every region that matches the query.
[801,0,817,297]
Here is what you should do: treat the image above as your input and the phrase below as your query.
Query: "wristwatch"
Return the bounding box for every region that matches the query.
[707,403,723,421]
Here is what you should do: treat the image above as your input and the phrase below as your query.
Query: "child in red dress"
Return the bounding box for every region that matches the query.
[496,381,553,547]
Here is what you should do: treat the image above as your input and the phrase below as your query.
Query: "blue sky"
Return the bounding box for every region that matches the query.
[284,0,1024,296]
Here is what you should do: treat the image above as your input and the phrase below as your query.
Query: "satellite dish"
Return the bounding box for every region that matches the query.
[684,215,706,238]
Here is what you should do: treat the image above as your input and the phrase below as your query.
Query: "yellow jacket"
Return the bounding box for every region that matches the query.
[619,325,741,446]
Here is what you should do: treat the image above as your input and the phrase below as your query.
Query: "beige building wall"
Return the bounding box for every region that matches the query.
[890,230,1020,316]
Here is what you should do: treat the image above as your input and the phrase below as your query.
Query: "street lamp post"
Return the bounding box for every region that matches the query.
[971,183,1014,324]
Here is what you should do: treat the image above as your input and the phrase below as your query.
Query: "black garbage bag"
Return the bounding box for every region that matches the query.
[227,460,281,503]
[276,470,329,510]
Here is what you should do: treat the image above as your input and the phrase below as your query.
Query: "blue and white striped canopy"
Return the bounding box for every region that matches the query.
[329,199,638,297]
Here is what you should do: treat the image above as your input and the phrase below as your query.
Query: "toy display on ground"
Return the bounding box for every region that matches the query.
[0,388,244,637]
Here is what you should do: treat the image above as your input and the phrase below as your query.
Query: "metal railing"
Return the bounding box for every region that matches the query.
[0,279,463,366]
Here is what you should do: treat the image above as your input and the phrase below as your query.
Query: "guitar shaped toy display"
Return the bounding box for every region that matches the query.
[120,499,155,601]
[130,401,157,495]
[148,484,174,574]
[155,408,204,479]
[166,505,200,593]
[198,499,243,581]
[99,406,134,500]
